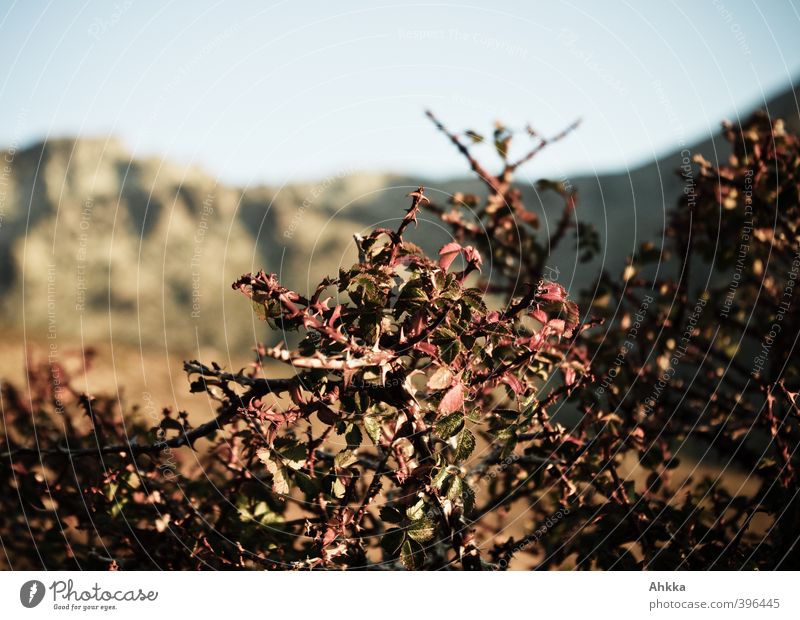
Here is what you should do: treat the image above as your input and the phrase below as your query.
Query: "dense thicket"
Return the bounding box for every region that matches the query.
[1,112,798,569]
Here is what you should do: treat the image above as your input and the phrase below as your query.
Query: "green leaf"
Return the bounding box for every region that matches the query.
[397,282,429,307]
[332,477,347,499]
[440,339,461,364]
[278,443,307,471]
[434,411,464,438]
[455,429,476,462]
[353,391,369,414]
[257,448,291,494]
[104,481,119,502]
[239,501,281,526]
[250,299,268,321]
[270,464,290,495]
[405,499,426,521]
[462,288,487,313]
[379,506,404,523]
[431,466,451,490]
[345,423,363,449]
[381,528,405,555]
[334,449,358,469]
[363,415,382,444]
[400,538,424,570]
[407,517,436,543]
[294,471,320,497]
[250,298,280,321]
[432,326,458,343]
[461,482,476,515]
[446,475,463,501]
[493,423,518,441]
[465,409,482,423]
[499,436,516,461]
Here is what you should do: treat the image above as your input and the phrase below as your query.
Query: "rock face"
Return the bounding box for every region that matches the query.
[1,85,797,353]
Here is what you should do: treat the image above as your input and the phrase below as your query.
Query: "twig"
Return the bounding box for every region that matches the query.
[426,110,503,195]
[1,409,234,461]
[507,119,581,171]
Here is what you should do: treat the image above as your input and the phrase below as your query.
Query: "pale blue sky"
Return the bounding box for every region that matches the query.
[1,1,799,186]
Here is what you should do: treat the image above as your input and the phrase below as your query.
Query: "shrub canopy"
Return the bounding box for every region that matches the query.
[1,112,799,570]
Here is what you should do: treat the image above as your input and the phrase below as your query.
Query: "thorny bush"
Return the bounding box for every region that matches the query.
[1,111,799,569]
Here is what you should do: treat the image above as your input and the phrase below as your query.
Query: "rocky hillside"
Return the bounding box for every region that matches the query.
[1,84,797,355]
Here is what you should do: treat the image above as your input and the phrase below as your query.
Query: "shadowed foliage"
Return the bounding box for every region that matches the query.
[1,112,798,570]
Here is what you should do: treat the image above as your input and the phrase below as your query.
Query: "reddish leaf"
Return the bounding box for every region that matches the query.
[408,310,427,338]
[415,341,437,356]
[461,245,483,271]
[501,373,524,395]
[438,382,464,414]
[438,242,463,271]
[317,405,338,425]
[537,281,568,302]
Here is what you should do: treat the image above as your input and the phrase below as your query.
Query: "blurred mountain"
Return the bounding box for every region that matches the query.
[1,83,797,354]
